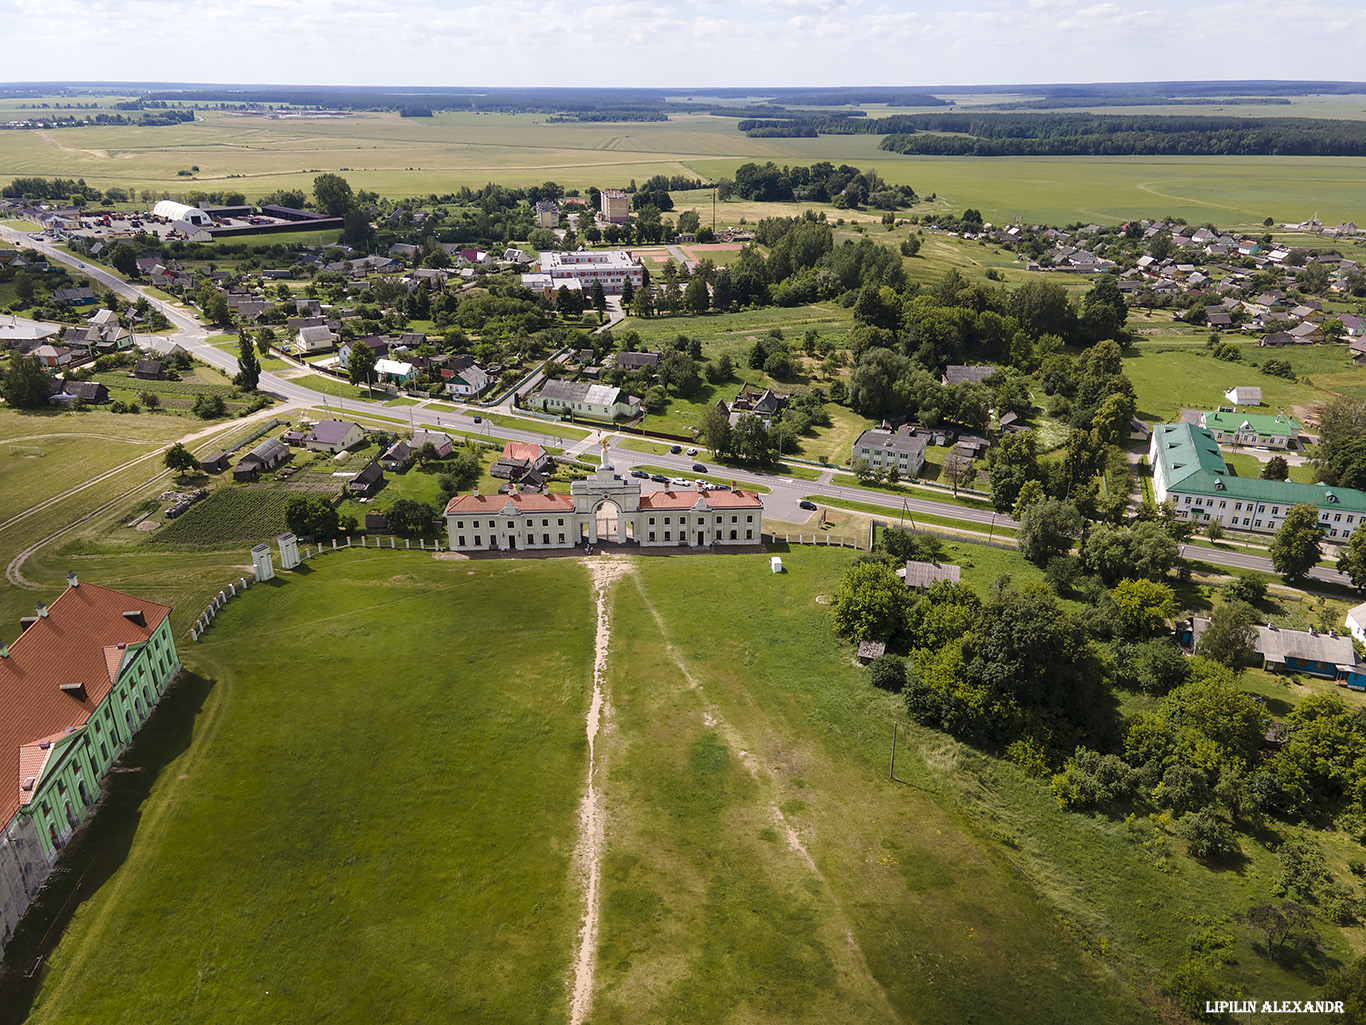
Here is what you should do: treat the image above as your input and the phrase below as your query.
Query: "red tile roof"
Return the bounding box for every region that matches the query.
[1,582,172,824]
[639,489,763,510]
[444,492,573,515]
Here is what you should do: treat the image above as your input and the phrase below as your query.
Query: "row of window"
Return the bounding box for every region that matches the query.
[454,514,756,529]
[1183,495,1357,526]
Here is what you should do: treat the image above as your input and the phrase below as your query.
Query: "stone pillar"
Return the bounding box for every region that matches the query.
[362,535,367,548]
[332,539,338,551]
[420,539,425,550]
[277,532,301,570]
[390,537,395,549]
[251,544,274,582]
[405,539,410,550]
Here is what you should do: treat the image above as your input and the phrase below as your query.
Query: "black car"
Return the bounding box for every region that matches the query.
[691,463,707,472]
[650,474,668,483]
[798,500,817,511]
[630,469,648,478]
[670,445,682,454]
[472,416,482,423]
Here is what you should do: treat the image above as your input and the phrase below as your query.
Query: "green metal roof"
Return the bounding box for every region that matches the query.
[1201,411,1303,436]
[1154,422,1366,512]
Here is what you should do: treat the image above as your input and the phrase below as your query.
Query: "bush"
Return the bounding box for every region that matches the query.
[866,654,907,692]
[1177,808,1241,861]
[1221,573,1268,605]
[1155,764,1211,815]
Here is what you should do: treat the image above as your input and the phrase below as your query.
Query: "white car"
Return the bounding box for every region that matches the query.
[686,447,698,456]
[670,477,690,487]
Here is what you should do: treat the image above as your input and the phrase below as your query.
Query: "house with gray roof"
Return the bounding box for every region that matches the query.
[1185,616,1357,679]
[303,419,364,454]
[941,365,998,387]
[851,429,927,477]
[536,379,641,420]
[233,438,289,481]
[901,560,962,588]
[1150,422,1366,540]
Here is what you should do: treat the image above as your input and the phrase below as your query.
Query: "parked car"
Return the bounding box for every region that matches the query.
[670,445,682,454]
[691,463,706,472]
[630,469,648,478]
[670,476,690,487]
[798,500,817,510]
[472,415,482,422]
[686,447,698,456]
[650,474,668,483]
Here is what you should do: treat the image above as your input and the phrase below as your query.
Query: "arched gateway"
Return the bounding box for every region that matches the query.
[443,456,763,553]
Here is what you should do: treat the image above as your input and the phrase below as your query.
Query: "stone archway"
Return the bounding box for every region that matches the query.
[594,501,621,543]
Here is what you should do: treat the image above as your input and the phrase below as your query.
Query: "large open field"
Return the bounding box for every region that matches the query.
[3,109,1365,226]
[7,546,1363,1023]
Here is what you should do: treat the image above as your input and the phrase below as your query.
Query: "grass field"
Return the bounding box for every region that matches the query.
[14,554,595,1024]
[7,539,1364,1023]
[6,109,1364,226]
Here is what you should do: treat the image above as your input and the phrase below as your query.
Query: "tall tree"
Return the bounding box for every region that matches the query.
[1196,599,1258,672]
[1018,498,1083,566]
[1,354,52,409]
[312,173,355,217]
[1338,527,1366,592]
[234,330,260,392]
[1269,503,1323,581]
[347,338,377,388]
[700,403,733,459]
[164,442,198,479]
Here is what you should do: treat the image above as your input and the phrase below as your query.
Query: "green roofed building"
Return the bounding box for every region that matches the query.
[1198,410,1303,449]
[1150,422,1366,539]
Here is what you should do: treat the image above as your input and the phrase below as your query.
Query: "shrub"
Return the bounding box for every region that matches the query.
[1177,808,1241,861]
[866,654,907,692]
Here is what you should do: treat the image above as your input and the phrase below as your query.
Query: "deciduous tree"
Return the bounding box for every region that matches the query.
[1269,503,1323,580]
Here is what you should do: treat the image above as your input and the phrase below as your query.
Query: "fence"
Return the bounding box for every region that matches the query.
[764,532,864,549]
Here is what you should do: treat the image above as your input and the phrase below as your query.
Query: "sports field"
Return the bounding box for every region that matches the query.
[3,109,1364,225]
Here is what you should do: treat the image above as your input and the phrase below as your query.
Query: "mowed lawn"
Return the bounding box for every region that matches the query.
[22,553,596,1025]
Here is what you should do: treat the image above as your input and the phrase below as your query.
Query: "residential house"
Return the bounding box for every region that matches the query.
[132,359,165,380]
[492,441,552,481]
[536,379,641,420]
[1260,331,1299,347]
[47,379,109,406]
[1347,603,1366,647]
[1184,617,1357,679]
[379,440,414,471]
[373,359,417,386]
[1287,322,1324,344]
[409,431,454,458]
[32,344,74,369]
[850,429,927,477]
[303,419,364,454]
[346,461,386,497]
[941,365,998,386]
[616,351,662,371]
[52,287,96,307]
[295,324,337,354]
[441,356,492,398]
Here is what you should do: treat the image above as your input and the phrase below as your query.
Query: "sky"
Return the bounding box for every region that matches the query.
[3,0,1365,88]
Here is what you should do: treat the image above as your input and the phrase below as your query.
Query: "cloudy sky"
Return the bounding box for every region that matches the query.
[3,0,1362,87]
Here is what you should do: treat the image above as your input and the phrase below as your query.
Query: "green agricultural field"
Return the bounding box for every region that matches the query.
[5,109,1363,226]
[147,487,292,546]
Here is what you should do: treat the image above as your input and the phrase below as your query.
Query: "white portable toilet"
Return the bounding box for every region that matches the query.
[770,556,783,574]
[251,543,275,582]
[277,532,300,570]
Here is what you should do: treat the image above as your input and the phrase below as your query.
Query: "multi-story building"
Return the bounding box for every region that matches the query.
[600,188,630,224]
[1150,422,1366,539]
[537,250,643,293]
[0,578,178,955]
[445,463,763,551]
[1198,410,1302,449]
[534,200,559,229]
[850,429,927,477]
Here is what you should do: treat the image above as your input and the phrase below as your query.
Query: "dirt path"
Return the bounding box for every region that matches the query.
[630,575,899,1023]
[568,559,631,1025]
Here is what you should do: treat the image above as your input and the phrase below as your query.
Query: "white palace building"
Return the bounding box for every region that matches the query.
[443,459,763,552]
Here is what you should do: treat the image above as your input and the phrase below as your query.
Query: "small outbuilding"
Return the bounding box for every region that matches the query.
[770,556,783,574]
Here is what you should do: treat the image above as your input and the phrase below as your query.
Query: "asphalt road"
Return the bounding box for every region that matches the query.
[6,226,1354,590]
